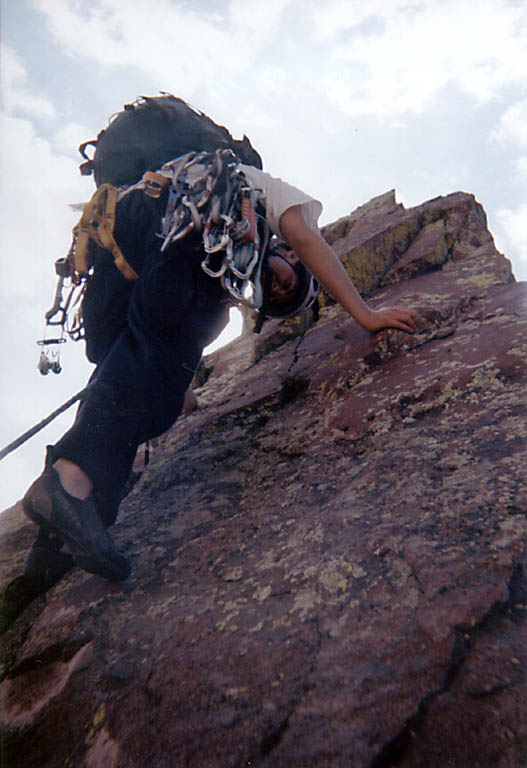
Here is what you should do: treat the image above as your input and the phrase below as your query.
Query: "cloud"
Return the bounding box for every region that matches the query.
[0,46,56,118]
[516,156,527,183]
[491,100,527,147]
[53,121,93,158]
[0,111,93,508]
[0,109,93,430]
[0,113,92,299]
[26,0,527,139]
[28,0,289,99]
[311,0,527,117]
[497,203,527,262]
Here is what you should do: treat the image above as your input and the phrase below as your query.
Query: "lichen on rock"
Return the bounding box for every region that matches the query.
[1,190,525,768]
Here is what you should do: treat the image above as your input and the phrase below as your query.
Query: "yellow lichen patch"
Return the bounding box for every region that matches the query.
[305,523,325,543]
[466,272,496,287]
[256,549,284,573]
[146,593,179,619]
[223,566,243,582]
[253,584,272,602]
[469,363,507,392]
[222,598,245,614]
[85,703,106,745]
[289,589,323,619]
[215,612,239,632]
[271,671,285,688]
[271,615,293,631]
[317,556,367,595]
[93,704,106,727]
[201,420,219,439]
[285,563,319,584]
[347,562,367,579]
[318,567,347,594]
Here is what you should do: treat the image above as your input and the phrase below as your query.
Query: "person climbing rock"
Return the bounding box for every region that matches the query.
[22,95,420,587]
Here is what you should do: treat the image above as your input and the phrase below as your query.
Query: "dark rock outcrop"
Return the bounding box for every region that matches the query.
[1,190,525,768]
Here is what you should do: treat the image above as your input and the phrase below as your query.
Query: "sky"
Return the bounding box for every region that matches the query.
[0,0,526,512]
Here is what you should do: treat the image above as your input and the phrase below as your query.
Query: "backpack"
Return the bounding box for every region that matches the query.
[78,94,263,188]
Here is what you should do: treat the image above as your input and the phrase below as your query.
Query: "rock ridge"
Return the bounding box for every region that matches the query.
[1,190,525,768]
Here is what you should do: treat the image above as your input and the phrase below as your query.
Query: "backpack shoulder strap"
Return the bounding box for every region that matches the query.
[72,184,139,281]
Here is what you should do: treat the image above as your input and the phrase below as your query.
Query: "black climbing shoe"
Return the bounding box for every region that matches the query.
[23,465,131,582]
[24,530,74,591]
[1,535,75,635]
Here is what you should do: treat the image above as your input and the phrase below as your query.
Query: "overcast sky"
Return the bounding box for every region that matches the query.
[0,0,525,512]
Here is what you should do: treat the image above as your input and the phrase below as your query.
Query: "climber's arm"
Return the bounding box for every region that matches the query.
[279,205,419,333]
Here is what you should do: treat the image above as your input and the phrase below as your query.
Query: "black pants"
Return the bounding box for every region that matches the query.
[53,193,228,506]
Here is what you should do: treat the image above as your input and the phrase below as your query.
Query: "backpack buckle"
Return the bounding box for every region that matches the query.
[144,171,169,199]
[78,140,97,176]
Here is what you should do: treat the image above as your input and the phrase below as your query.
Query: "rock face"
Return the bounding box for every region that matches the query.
[1,190,526,768]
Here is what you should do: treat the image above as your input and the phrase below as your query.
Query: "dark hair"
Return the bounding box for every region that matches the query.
[254,241,320,332]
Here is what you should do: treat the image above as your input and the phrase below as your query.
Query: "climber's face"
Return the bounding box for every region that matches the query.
[268,249,299,306]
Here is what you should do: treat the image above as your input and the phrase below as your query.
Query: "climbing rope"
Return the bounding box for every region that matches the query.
[286,300,319,375]
[0,388,87,462]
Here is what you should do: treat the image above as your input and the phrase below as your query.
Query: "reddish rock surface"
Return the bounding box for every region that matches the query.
[1,190,525,768]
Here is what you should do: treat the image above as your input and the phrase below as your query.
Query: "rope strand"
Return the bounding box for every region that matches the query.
[0,388,87,462]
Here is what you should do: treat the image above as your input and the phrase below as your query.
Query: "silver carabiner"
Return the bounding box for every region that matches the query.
[201,254,228,278]
[229,244,259,280]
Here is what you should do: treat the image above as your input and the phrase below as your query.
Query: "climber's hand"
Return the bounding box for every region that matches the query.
[279,206,421,335]
[362,306,420,334]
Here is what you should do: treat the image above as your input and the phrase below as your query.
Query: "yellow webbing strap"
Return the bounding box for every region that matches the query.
[144,171,169,198]
[72,184,139,281]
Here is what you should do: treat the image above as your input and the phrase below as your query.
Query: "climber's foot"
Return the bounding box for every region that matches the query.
[23,465,130,582]
[23,530,74,591]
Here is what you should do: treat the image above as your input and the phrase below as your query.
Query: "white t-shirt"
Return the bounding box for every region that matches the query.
[239,164,322,238]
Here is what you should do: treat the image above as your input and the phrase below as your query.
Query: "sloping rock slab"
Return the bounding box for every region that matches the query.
[1,191,525,768]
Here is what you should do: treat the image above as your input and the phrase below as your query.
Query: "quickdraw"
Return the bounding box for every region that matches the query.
[38,174,138,375]
[37,256,85,375]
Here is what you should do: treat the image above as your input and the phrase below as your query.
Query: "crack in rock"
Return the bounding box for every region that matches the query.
[254,618,324,766]
[368,558,527,768]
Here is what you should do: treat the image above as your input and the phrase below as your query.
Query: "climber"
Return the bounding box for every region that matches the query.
[22,96,420,587]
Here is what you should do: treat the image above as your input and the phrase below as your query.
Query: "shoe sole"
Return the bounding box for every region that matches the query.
[23,483,130,582]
